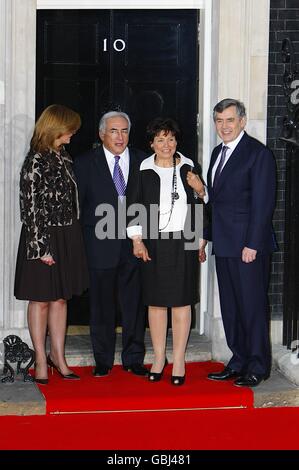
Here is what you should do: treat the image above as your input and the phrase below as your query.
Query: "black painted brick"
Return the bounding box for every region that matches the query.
[271,0,286,8]
[286,0,299,8]
[279,9,299,19]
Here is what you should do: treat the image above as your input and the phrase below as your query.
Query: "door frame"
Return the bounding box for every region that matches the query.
[36,0,215,335]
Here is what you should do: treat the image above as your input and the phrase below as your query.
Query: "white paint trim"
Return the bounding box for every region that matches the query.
[198,1,213,335]
[37,0,205,9]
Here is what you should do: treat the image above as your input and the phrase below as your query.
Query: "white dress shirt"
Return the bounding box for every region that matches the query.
[127,152,194,238]
[203,130,245,205]
[153,160,188,232]
[103,146,130,184]
[211,130,245,184]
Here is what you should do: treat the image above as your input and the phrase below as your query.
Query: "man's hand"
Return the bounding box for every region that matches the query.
[133,239,151,262]
[242,247,257,263]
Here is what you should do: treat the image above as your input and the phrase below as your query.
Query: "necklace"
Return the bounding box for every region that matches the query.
[158,154,180,231]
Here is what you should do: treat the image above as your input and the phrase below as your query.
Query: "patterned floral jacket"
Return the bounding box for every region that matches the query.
[19,148,79,259]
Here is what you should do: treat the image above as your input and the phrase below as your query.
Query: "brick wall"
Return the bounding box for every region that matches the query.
[268,0,299,317]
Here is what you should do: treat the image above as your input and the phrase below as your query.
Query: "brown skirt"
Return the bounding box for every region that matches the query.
[14,220,89,302]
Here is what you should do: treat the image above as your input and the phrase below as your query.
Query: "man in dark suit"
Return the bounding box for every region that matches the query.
[200,99,276,387]
[74,111,148,377]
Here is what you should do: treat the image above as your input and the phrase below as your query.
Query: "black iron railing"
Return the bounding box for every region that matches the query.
[280,38,299,349]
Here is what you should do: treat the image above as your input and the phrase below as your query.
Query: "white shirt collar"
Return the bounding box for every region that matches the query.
[102,145,129,182]
[103,145,129,162]
[140,151,194,171]
[222,130,245,153]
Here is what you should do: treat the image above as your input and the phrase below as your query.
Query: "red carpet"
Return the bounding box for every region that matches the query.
[1,408,299,450]
[36,362,253,414]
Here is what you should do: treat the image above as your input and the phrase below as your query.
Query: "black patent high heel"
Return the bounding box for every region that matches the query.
[34,362,48,385]
[33,362,49,385]
[47,355,80,380]
[34,377,49,385]
[148,358,168,382]
[171,375,185,386]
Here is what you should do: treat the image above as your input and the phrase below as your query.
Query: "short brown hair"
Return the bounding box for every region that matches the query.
[213,99,246,121]
[31,104,81,153]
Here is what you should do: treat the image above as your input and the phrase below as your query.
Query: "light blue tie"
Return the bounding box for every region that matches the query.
[113,155,126,196]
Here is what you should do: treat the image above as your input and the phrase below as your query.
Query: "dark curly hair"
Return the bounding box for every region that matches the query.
[146,117,181,144]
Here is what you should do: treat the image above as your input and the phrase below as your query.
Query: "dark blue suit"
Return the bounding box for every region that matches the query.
[74,145,147,368]
[205,132,276,377]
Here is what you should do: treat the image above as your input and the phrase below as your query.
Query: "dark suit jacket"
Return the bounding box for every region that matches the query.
[204,132,277,257]
[74,145,147,269]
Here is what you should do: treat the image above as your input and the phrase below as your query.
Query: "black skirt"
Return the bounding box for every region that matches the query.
[142,232,199,307]
[14,220,89,302]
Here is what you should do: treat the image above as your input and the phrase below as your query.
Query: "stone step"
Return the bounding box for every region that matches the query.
[254,369,299,408]
[64,330,212,367]
[0,377,45,416]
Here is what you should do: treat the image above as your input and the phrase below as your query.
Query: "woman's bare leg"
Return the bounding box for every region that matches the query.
[171,305,191,377]
[47,299,73,375]
[148,306,168,373]
[27,301,49,379]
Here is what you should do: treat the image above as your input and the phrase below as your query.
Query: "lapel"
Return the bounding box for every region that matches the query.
[127,148,139,193]
[93,145,119,198]
[93,145,139,197]
[208,144,221,189]
[211,132,248,195]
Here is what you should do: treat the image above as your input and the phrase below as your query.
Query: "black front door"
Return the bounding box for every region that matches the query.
[37,9,199,157]
[36,9,199,325]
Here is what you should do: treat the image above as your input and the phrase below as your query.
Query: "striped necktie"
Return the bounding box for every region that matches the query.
[213,145,228,188]
[113,155,126,196]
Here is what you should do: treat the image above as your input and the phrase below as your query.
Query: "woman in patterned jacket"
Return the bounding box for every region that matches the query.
[14,104,89,384]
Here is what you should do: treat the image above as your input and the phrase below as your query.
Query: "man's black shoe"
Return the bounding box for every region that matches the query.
[123,363,149,376]
[208,367,241,381]
[93,364,111,377]
[234,374,265,387]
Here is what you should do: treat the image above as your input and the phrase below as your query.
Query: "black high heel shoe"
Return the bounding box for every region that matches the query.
[47,355,80,380]
[34,377,49,385]
[34,363,48,385]
[148,358,168,382]
[171,375,185,386]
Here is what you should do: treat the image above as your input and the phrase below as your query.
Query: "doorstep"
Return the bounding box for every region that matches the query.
[1,331,299,415]
[64,329,212,367]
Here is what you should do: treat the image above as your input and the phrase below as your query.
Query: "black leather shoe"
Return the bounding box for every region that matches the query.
[93,364,111,377]
[123,363,149,376]
[234,374,265,387]
[208,367,241,381]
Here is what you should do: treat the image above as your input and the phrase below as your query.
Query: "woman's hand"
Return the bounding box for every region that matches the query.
[133,239,151,262]
[198,239,207,263]
[40,254,56,266]
[186,171,205,198]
